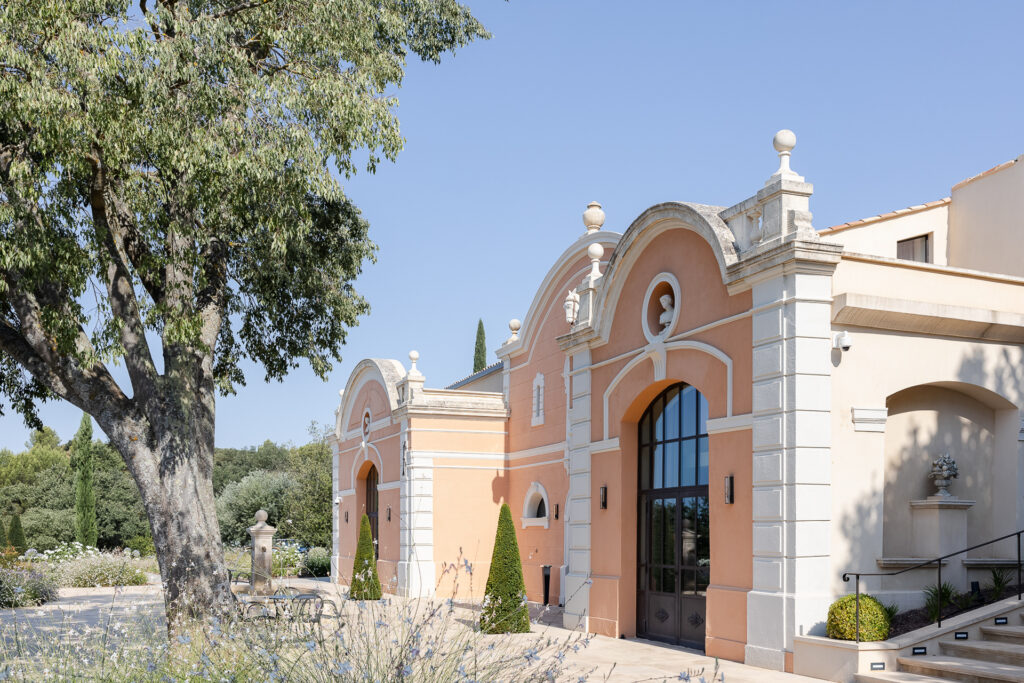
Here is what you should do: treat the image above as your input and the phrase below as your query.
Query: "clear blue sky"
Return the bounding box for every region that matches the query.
[3,1,1023,450]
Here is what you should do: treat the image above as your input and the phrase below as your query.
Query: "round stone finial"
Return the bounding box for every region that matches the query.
[773,129,796,153]
[509,319,521,333]
[254,509,268,523]
[409,350,419,363]
[583,201,605,233]
[587,242,604,261]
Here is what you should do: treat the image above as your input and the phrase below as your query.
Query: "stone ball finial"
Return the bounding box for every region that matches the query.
[509,319,521,334]
[583,201,605,233]
[587,242,604,261]
[254,509,268,523]
[773,129,796,153]
[409,349,419,363]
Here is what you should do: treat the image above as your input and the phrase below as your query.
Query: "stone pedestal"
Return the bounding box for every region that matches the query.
[248,509,277,595]
[910,497,975,590]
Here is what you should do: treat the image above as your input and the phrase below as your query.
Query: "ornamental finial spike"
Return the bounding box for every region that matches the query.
[770,129,803,182]
[583,201,605,234]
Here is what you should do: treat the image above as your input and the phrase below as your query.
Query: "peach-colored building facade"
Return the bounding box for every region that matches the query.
[330,134,1024,676]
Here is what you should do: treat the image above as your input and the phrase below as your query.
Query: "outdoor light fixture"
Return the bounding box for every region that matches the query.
[833,330,852,351]
[387,505,392,522]
[344,511,349,523]
[724,475,735,504]
[600,486,608,509]
[554,503,559,520]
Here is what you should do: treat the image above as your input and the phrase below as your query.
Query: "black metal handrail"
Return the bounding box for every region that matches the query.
[841,528,1024,642]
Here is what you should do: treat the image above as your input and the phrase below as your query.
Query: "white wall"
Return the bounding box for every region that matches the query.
[948,156,1024,277]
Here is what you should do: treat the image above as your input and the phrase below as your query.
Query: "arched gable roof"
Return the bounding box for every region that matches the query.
[593,202,739,341]
[335,358,406,440]
[498,229,620,360]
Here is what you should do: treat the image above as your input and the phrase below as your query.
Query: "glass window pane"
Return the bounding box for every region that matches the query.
[682,386,696,437]
[652,499,663,564]
[697,437,709,485]
[664,441,679,488]
[640,411,651,446]
[653,444,663,489]
[654,397,664,441]
[662,567,677,593]
[698,394,708,435]
[682,569,696,593]
[680,497,696,565]
[681,440,696,487]
[640,445,651,490]
[696,496,710,565]
[663,498,676,565]
[696,566,709,595]
[664,387,680,440]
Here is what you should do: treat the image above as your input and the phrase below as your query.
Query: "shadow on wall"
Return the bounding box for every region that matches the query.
[837,346,1023,606]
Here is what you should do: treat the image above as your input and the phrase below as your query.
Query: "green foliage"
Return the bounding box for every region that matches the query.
[474,319,487,373]
[989,567,1013,599]
[882,601,899,623]
[125,535,156,557]
[0,567,59,607]
[826,594,891,642]
[0,429,68,490]
[91,442,149,548]
[213,441,290,495]
[281,437,333,548]
[304,547,331,578]
[21,508,76,551]
[216,470,296,544]
[49,550,148,588]
[272,542,304,578]
[7,512,27,553]
[72,415,98,547]
[480,503,530,634]
[924,581,959,622]
[0,514,6,548]
[350,514,381,600]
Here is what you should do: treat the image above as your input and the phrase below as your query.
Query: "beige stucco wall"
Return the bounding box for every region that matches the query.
[822,203,949,265]
[948,156,1024,277]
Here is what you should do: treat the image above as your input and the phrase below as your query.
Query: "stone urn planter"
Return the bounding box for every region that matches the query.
[928,453,959,498]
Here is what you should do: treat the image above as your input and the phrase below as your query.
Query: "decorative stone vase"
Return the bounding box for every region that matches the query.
[928,453,959,499]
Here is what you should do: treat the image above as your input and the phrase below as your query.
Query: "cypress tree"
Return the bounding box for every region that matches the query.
[72,414,99,547]
[480,503,530,634]
[473,319,487,373]
[349,513,381,600]
[8,513,27,554]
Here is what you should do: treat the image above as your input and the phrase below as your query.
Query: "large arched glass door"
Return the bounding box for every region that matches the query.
[637,383,710,649]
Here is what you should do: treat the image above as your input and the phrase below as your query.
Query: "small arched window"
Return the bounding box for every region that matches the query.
[521,481,550,529]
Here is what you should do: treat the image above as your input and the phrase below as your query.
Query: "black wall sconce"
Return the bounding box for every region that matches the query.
[600,486,608,509]
[554,503,559,520]
[344,510,349,523]
[387,505,392,522]
[724,475,734,504]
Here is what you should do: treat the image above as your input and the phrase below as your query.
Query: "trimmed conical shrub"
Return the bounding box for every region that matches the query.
[480,503,530,634]
[72,414,98,547]
[349,513,381,600]
[473,319,487,372]
[8,513,27,554]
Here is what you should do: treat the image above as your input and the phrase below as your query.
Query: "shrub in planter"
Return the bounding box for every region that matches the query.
[480,503,530,634]
[0,566,59,607]
[349,514,381,600]
[827,594,891,641]
[304,546,331,577]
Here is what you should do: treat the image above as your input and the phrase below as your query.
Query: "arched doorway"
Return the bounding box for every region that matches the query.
[365,464,379,544]
[637,383,710,648]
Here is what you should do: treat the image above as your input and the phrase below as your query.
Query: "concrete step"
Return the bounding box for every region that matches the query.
[898,655,1024,683]
[980,624,1024,644]
[939,638,1024,667]
[855,672,948,683]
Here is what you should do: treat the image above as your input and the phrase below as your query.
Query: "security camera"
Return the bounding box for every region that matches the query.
[833,331,852,352]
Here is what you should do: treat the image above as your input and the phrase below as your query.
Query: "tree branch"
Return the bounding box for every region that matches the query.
[212,0,275,20]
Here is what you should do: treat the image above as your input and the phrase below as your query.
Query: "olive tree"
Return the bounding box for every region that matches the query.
[0,0,487,624]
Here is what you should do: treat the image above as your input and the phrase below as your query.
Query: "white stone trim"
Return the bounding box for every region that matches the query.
[602,339,733,440]
[521,481,551,529]
[589,438,620,453]
[424,458,566,472]
[332,437,340,579]
[532,372,546,426]
[851,407,888,432]
[398,420,435,598]
[408,428,508,435]
[349,442,383,484]
[337,488,356,497]
[376,481,401,491]
[706,413,753,434]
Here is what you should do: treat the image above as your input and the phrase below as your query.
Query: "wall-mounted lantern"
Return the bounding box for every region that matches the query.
[344,510,349,523]
[554,503,559,520]
[724,475,734,504]
[387,505,392,522]
[600,486,608,509]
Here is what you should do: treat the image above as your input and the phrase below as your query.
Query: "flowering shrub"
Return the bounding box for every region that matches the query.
[0,566,58,607]
[272,540,304,578]
[48,549,148,588]
[303,546,331,577]
[25,541,99,564]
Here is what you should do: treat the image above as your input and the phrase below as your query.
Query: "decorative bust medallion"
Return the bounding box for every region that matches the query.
[641,273,681,344]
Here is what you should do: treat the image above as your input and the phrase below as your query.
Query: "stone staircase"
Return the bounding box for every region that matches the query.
[856,610,1024,683]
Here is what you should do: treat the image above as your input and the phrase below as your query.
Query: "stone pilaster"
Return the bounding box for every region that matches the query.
[398,415,435,597]
[563,347,593,629]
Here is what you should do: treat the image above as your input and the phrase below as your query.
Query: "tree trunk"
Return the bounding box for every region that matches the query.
[100,408,230,629]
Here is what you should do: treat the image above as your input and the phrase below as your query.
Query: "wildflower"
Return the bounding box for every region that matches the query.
[334,661,353,675]
[177,635,191,644]
[305,640,317,652]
